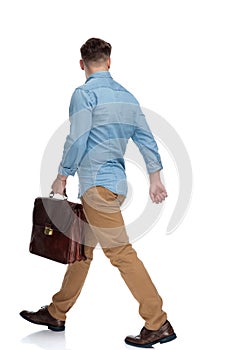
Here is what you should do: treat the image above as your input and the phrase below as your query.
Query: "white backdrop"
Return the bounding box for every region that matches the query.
[0,1,232,350]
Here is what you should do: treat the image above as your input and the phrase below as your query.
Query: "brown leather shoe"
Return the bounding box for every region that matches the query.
[125,320,176,348]
[19,306,65,332]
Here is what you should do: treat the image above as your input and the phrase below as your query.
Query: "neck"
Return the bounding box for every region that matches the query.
[85,66,109,79]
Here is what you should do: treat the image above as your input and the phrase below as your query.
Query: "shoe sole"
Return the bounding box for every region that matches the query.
[125,333,177,348]
[19,312,65,332]
[48,325,65,332]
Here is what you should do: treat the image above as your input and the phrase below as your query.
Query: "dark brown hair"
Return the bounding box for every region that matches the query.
[80,38,112,65]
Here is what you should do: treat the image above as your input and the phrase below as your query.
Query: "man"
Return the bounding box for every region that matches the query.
[20,38,177,348]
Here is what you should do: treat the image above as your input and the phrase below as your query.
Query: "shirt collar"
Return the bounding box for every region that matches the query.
[85,71,112,83]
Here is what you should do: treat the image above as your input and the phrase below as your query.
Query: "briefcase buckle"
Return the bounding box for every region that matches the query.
[44,225,53,236]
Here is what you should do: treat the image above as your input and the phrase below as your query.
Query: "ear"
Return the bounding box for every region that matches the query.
[80,59,85,70]
[107,57,111,69]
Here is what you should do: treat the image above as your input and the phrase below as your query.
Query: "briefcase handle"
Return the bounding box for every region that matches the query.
[49,190,68,199]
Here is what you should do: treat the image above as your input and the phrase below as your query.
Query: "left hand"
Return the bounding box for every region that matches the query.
[51,175,67,195]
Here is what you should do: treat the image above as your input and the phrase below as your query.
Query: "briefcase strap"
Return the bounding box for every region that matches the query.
[49,190,68,199]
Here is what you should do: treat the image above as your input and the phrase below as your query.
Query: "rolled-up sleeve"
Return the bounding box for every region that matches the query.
[131,108,163,173]
[58,88,93,176]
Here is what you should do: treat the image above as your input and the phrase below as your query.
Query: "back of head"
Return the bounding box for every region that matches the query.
[80,38,112,67]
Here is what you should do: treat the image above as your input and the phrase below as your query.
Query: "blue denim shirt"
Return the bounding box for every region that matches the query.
[58,71,162,197]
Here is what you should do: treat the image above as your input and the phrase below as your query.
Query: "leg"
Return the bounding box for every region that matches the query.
[48,244,95,321]
[20,244,95,330]
[103,244,167,330]
[81,186,167,330]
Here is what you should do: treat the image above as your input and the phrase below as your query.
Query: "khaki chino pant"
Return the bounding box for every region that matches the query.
[48,186,167,330]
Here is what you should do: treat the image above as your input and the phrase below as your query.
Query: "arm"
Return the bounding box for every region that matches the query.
[52,88,93,194]
[131,108,167,204]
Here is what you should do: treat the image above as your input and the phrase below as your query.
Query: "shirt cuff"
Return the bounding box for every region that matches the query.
[58,163,76,177]
[146,162,163,174]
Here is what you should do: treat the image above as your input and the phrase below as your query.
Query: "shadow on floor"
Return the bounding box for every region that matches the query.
[21,330,68,350]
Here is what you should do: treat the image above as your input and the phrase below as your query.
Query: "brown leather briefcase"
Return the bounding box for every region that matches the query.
[29,194,87,264]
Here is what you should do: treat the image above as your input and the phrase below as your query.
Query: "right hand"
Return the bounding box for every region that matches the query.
[149,171,168,204]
